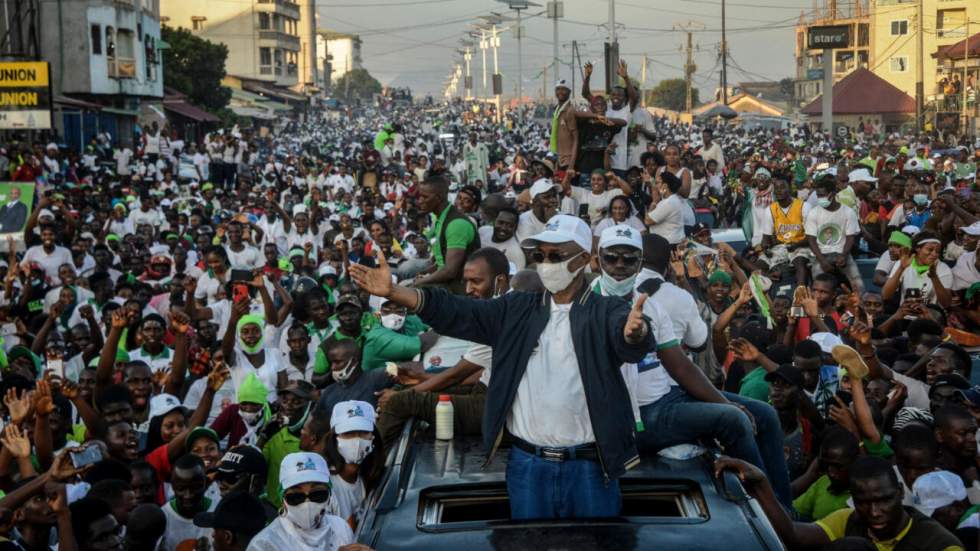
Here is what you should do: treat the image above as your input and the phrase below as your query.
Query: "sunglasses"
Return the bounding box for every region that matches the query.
[601,253,640,267]
[529,250,578,264]
[283,489,331,506]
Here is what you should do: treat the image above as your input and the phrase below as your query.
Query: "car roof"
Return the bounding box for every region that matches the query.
[356,427,785,550]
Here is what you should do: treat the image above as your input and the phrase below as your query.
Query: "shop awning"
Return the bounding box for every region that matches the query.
[242,82,305,103]
[163,99,220,123]
[101,107,140,117]
[54,95,102,111]
[230,106,277,120]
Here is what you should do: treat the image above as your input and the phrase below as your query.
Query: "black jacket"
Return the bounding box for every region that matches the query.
[416,284,654,479]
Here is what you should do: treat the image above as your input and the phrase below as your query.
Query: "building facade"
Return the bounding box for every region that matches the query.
[38,0,164,149]
[793,5,871,108]
[316,29,362,91]
[161,0,302,88]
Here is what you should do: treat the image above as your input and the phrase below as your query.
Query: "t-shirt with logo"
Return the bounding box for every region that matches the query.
[804,204,860,255]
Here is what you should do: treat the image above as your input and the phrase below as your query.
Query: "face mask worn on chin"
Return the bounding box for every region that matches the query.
[380,313,405,331]
[537,252,585,294]
[337,436,374,464]
[332,358,359,383]
[600,271,637,297]
[284,501,326,531]
[239,409,262,426]
[817,198,832,209]
[913,193,929,206]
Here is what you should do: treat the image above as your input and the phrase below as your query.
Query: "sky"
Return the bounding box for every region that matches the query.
[315,0,814,99]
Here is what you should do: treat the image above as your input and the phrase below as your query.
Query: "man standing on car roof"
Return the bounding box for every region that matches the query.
[349,214,653,520]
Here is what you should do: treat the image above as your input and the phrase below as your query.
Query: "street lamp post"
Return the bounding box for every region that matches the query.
[547,1,563,86]
[497,0,540,105]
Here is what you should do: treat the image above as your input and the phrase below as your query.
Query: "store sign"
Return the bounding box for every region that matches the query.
[0,61,51,130]
[808,26,849,50]
[806,69,824,80]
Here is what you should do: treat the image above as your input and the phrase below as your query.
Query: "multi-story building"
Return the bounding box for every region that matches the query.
[161,0,302,88]
[869,0,976,108]
[793,3,871,108]
[316,29,362,92]
[37,0,164,149]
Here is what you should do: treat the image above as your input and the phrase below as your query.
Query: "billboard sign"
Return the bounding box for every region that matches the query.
[0,62,52,130]
[808,25,849,50]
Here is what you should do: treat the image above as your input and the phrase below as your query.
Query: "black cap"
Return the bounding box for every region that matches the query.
[765,364,804,388]
[691,222,711,236]
[216,445,267,476]
[193,492,266,536]
[335,293,362,311]
[280,379,316,401]
[930,373,971,396]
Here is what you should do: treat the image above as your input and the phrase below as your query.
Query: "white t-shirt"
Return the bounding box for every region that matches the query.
[515,210,549,244]
[636,268,707,350]
[607,104,631,171]
[804,205,860,255]
[478,226,526,270]
[329,473,366,524]
[128,345,174,375]
[22,245,73,285]
[888,261,954,305]
[569,187,624,228]
[463,342,493,387]
[628,108,655,169]
[593,215,646,237]
[952,251,980,291]
[507,300,593,447]
[647,194,685,245]
[194,272,226,304]
[161,499,215,551]
[114,148,133,175]
[875,254,897,276]
[246,514,353,551]
[225,245,263,270]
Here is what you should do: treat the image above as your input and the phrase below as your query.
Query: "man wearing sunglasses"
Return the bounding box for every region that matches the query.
[247,452,372,551]
[349,214,654,520]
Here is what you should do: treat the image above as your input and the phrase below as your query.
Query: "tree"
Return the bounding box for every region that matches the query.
[779,77,795,102]
[646,79,698,112]
[161,26,232,111]
[334,69,382,100]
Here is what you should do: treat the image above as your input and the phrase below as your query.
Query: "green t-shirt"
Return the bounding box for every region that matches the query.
[361,315,427,372]
[262,428,301,508]
[793,474,851,521]
[738,367,770,402]
[431,205,476,268]
[863,436,894,459]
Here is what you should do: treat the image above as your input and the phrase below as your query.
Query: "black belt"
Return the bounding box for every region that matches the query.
[512,438,600,462]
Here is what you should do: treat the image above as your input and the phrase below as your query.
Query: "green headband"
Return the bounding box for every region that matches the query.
[708,270,733,286]
[888,231,912,249]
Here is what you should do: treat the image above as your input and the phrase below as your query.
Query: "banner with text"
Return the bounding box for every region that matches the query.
[0,62,52,130]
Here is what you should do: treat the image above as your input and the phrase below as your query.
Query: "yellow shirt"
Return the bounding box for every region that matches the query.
[816,508,964,551]
[770,199,806,244]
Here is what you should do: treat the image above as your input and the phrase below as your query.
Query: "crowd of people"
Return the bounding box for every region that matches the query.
[0,63,977,551]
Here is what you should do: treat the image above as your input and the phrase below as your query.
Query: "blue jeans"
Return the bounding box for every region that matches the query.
[637,388,793,509]
[506,446,621,519]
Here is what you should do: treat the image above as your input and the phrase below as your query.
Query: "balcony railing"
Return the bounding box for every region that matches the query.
[108,57,136,79]
[258,30,300,49]
[256,0,300,19]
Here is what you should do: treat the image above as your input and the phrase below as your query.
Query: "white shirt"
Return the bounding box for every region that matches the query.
[607,104,631,171]
[889,261,954,305]
[22,245,73,285]
[114,148,133,176]
[507,300,593,447]
[804,204,860,255]
[647,194,685,245]
[129,208,161,228]
[569,187,624,228]
[952,251,980,291]
[329,473,366,524]
[698,142,725,168]
[875,254,897,276]
[636,268,708,351]
[515,210,549,244]
[246,514,353,551]
[593,215,646,238]
[225,244,263,270]
[160,499,215,551]
[194,271,226,304]
[463,342,493,387]
[478,226,526,270]
[628,108,656,169]
[128,345,173,375]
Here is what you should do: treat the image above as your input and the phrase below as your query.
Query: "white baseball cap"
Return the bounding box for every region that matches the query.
[962,221,980,236]
[912,470,966,517]
[317,264,338,277]
[330,400,376,434]
[809,332,843,354]
[555,79,570,90]
[148,393,185,420]
[901,224,921,236]
[279,452,330,490]
[528,178,560,200]
[847,168,878,183]
[292,204,308,216]
[598,224,642,251]
[522,214,592,253]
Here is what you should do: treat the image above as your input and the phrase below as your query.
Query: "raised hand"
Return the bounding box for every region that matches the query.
[583,61,593,78]
[170,310,191,334]
[0,424,31,458]
[4,388,33,426]
[110,309,128,330]
[208,365,230,392]
[78,303,95,321]
[616,59,628,79]
[349,249,394,298]
[849,321,872,346]
[731,338,761,363]
[33,379,55,418]
[48,446,95,482]
[624,294,649,343]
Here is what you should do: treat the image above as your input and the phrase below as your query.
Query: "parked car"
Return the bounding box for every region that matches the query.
[354,423,786,550]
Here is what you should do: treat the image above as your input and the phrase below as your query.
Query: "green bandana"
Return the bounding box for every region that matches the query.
[888,231,912,249]
[708,270,732,286]
[910,257,931,275]
[237,373,269,404]
[236,314,265,354]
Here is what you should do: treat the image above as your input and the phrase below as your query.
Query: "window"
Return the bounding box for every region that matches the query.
[857,23,869,47]
[938,9,966,38]
[890,20,908,35]
[191,16,206,31]
[260,47,272,65]
[91,24,102,55]
[258,12,271,30]
[137,23,142,41]
[890,56,908,72]
[106,26,116,57]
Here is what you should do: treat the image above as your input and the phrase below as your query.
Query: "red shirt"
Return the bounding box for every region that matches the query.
[145,444,171,505]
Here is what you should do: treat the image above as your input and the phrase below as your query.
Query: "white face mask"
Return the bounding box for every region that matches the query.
[332,358,359,383]
[337,436,374,464]
[817,197,832,209]
[285,501,325,531]
[599,271,637,297]
[537,252,585,294]
[238,409,262,426]
[380,313,405,331]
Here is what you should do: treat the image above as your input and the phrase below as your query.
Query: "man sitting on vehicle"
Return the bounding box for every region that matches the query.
[761,179,813,288]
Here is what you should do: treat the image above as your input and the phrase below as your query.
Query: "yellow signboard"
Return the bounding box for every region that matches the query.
[0,61,51,130]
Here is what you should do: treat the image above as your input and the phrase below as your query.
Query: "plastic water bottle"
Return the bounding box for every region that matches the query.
[435,394,454,440]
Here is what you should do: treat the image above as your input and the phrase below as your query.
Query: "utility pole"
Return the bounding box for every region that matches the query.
[721,0,728,104]
[548,2,563,86]
[963,19,970,135]
[641,54,648,106]
[915,0,924,132]
[674,21,703,113]
[571,40,578,93]
[605,0,619,92]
